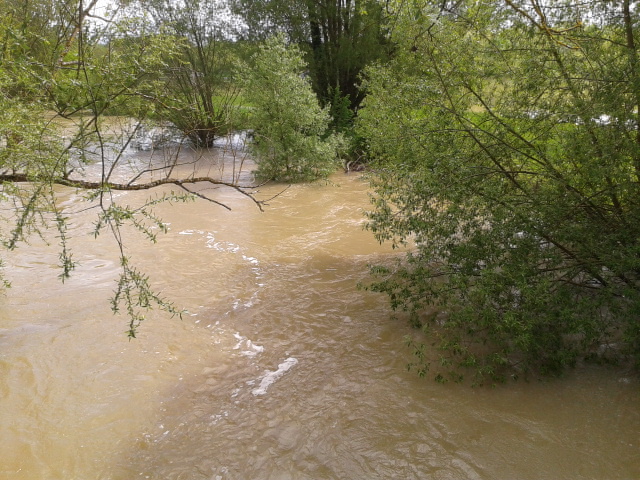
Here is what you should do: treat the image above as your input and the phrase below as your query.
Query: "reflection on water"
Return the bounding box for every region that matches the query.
[0,148,638,479]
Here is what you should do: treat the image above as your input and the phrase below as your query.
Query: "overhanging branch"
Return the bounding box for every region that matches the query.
[0,174,265,212]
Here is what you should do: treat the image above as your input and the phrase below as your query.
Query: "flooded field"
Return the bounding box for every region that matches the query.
[0,140,638,479]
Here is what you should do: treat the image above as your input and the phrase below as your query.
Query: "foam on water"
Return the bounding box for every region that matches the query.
[232,332,265,357]
[251,357,299,396]
[176,229,265,312]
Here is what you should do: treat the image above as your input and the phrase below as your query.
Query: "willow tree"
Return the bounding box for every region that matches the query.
[139,0,244,147]
[240,35,345,182]
[358,0,640,383]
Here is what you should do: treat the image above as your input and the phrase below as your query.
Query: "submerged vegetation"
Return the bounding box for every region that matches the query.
[1,0,639,381]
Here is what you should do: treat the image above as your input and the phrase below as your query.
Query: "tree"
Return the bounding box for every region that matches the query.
[143,0,245,147]
[358,0,640,383]
[232,0,389,113]
[240,34,345,182]
[0,0,261,337]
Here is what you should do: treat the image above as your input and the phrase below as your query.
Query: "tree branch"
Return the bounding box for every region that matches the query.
[0,174,265,211]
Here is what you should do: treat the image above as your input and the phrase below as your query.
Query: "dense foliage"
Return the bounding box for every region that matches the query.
[358,0,640,383]
[240,35,345,182]
[232,0,390,112]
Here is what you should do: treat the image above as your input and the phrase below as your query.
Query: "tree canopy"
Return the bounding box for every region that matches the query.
[143,0,245,146]
[232,0,390,112]
[240,34,345,182]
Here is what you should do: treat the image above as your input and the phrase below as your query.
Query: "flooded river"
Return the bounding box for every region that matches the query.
[0,140,639,479]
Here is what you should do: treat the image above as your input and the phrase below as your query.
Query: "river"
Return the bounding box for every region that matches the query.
[0,139,638,479]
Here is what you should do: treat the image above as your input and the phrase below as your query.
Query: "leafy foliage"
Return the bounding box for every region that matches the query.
[358,0,640,383]
[240,34,345,182]
[92,192,194,337]
[231,0,390,117]
[144,0,245,146]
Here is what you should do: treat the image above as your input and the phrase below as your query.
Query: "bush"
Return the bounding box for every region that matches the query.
[358,1,640,383]
[240,35,344,182]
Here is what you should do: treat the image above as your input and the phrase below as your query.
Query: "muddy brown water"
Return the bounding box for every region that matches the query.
[0,142,638,479]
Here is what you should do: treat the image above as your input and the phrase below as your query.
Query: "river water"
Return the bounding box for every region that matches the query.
[0,139,638,479]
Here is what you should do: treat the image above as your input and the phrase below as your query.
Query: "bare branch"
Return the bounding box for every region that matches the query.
[0,174,265,211]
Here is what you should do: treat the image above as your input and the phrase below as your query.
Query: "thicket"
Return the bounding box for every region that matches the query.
[358,0,640,383]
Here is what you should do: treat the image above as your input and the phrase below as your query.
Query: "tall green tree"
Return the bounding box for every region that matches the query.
[232,0,389,112]
[240,34,345,182]
[358,0,640,383]
[143,0,243,146]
